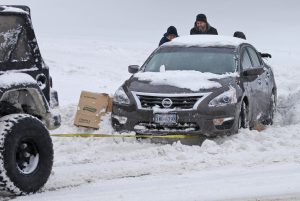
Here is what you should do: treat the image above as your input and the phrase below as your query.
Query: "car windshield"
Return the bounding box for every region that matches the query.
[0,15,32,63]
[143,47,236,74]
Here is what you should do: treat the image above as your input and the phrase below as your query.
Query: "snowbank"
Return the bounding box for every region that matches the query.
[10,36,299,201]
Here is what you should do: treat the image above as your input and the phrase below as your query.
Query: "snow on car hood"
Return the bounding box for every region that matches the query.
[0,73,37,89]
[134,71,238,91]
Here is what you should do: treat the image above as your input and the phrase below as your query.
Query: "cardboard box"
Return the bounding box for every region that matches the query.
[74,91,112,129]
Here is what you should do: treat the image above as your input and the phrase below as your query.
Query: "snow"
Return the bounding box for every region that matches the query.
[164,35,247,47]
[134,71,238,91]
[12,164,300,201]
[0,73,37,89]
[0,6,28,15]
[5,35,295,201]
[4,35,294,200]
[0,1,300,199]
[0,33,295,200]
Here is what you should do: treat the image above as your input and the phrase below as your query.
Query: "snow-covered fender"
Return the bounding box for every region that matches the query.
[0,73,61,130]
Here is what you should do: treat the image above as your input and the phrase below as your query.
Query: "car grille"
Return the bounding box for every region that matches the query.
[136,95,203,110]
[135,122,200,133]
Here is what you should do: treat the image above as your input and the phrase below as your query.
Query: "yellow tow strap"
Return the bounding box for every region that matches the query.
[50,134,198,139]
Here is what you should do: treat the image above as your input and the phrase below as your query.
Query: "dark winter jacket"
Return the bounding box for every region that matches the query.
[159,34,171,46]
[190,23,218,35]
[159,26,178,46]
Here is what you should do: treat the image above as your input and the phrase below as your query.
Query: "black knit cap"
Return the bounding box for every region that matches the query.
[166,26,178,36]
[233,31,246,40]
[196,14,207,23]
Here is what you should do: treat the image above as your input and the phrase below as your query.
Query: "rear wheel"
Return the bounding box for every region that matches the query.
[0,114,53,195]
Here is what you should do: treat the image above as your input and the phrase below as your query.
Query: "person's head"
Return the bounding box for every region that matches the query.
[196,14,208,31]
[233,31,246,40]
[166,26,178,40]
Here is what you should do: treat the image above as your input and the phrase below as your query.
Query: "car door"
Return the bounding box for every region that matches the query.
[246,46,269,118]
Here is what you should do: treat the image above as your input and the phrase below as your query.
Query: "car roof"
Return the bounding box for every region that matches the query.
[163,35,248,48]
[0,5,30,15]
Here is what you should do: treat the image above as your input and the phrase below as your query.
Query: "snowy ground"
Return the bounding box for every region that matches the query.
[3,36,300,200]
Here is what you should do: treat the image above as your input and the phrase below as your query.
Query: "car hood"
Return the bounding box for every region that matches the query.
[125,71,238,94]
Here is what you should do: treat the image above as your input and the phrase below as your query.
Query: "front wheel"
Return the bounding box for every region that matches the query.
[264,94,276,125]
[0,114,53,195]
[239,101,250,129]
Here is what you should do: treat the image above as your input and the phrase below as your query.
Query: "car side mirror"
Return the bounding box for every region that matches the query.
[242,67,264,76]
[128,65,140,74]
[260,52,272,58]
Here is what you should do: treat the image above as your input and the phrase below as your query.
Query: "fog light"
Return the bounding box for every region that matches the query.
[213,117,234,126]
[112,115,127,124]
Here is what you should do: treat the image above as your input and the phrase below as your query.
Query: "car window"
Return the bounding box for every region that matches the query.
[247,47,261,67]
[144,47,236,75]
[0,15,33,63]
[11,28,32,62]
[241,49,252,70]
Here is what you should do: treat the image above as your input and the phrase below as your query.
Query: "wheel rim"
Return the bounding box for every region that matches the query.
[16,139,39,175]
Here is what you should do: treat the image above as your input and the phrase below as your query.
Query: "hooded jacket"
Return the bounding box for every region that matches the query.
[159,33,171,46]
[159,26,179,46]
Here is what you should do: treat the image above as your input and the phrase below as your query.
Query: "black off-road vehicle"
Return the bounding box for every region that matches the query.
[0,5,60,195]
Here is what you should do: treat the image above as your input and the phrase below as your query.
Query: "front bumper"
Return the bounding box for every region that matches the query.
[45,112,61,130]
[112,103,240,137]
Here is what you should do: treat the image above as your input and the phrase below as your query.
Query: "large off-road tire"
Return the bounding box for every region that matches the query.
[0,114,53,195]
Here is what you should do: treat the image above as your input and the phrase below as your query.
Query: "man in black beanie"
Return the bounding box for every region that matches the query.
[159,26,179,46]
[190,14,218,35]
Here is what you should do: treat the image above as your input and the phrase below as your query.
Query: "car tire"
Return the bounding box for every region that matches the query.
[264,94,276,125]
[239,101,250,129]
[0,114,53,195]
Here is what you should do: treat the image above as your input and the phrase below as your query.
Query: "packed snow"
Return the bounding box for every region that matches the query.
[0,6,28,14]
[0,34,297,201]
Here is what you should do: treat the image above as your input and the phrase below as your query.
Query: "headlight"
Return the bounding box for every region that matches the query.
[113,87,130,105]
[209,86,237,107]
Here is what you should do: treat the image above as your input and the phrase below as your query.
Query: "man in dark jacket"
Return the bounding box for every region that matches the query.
[190,14,218,35]
[159,26,178,46]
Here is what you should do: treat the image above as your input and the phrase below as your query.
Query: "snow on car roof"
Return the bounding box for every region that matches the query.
[0,6,29,15]
[164,35,248,48]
